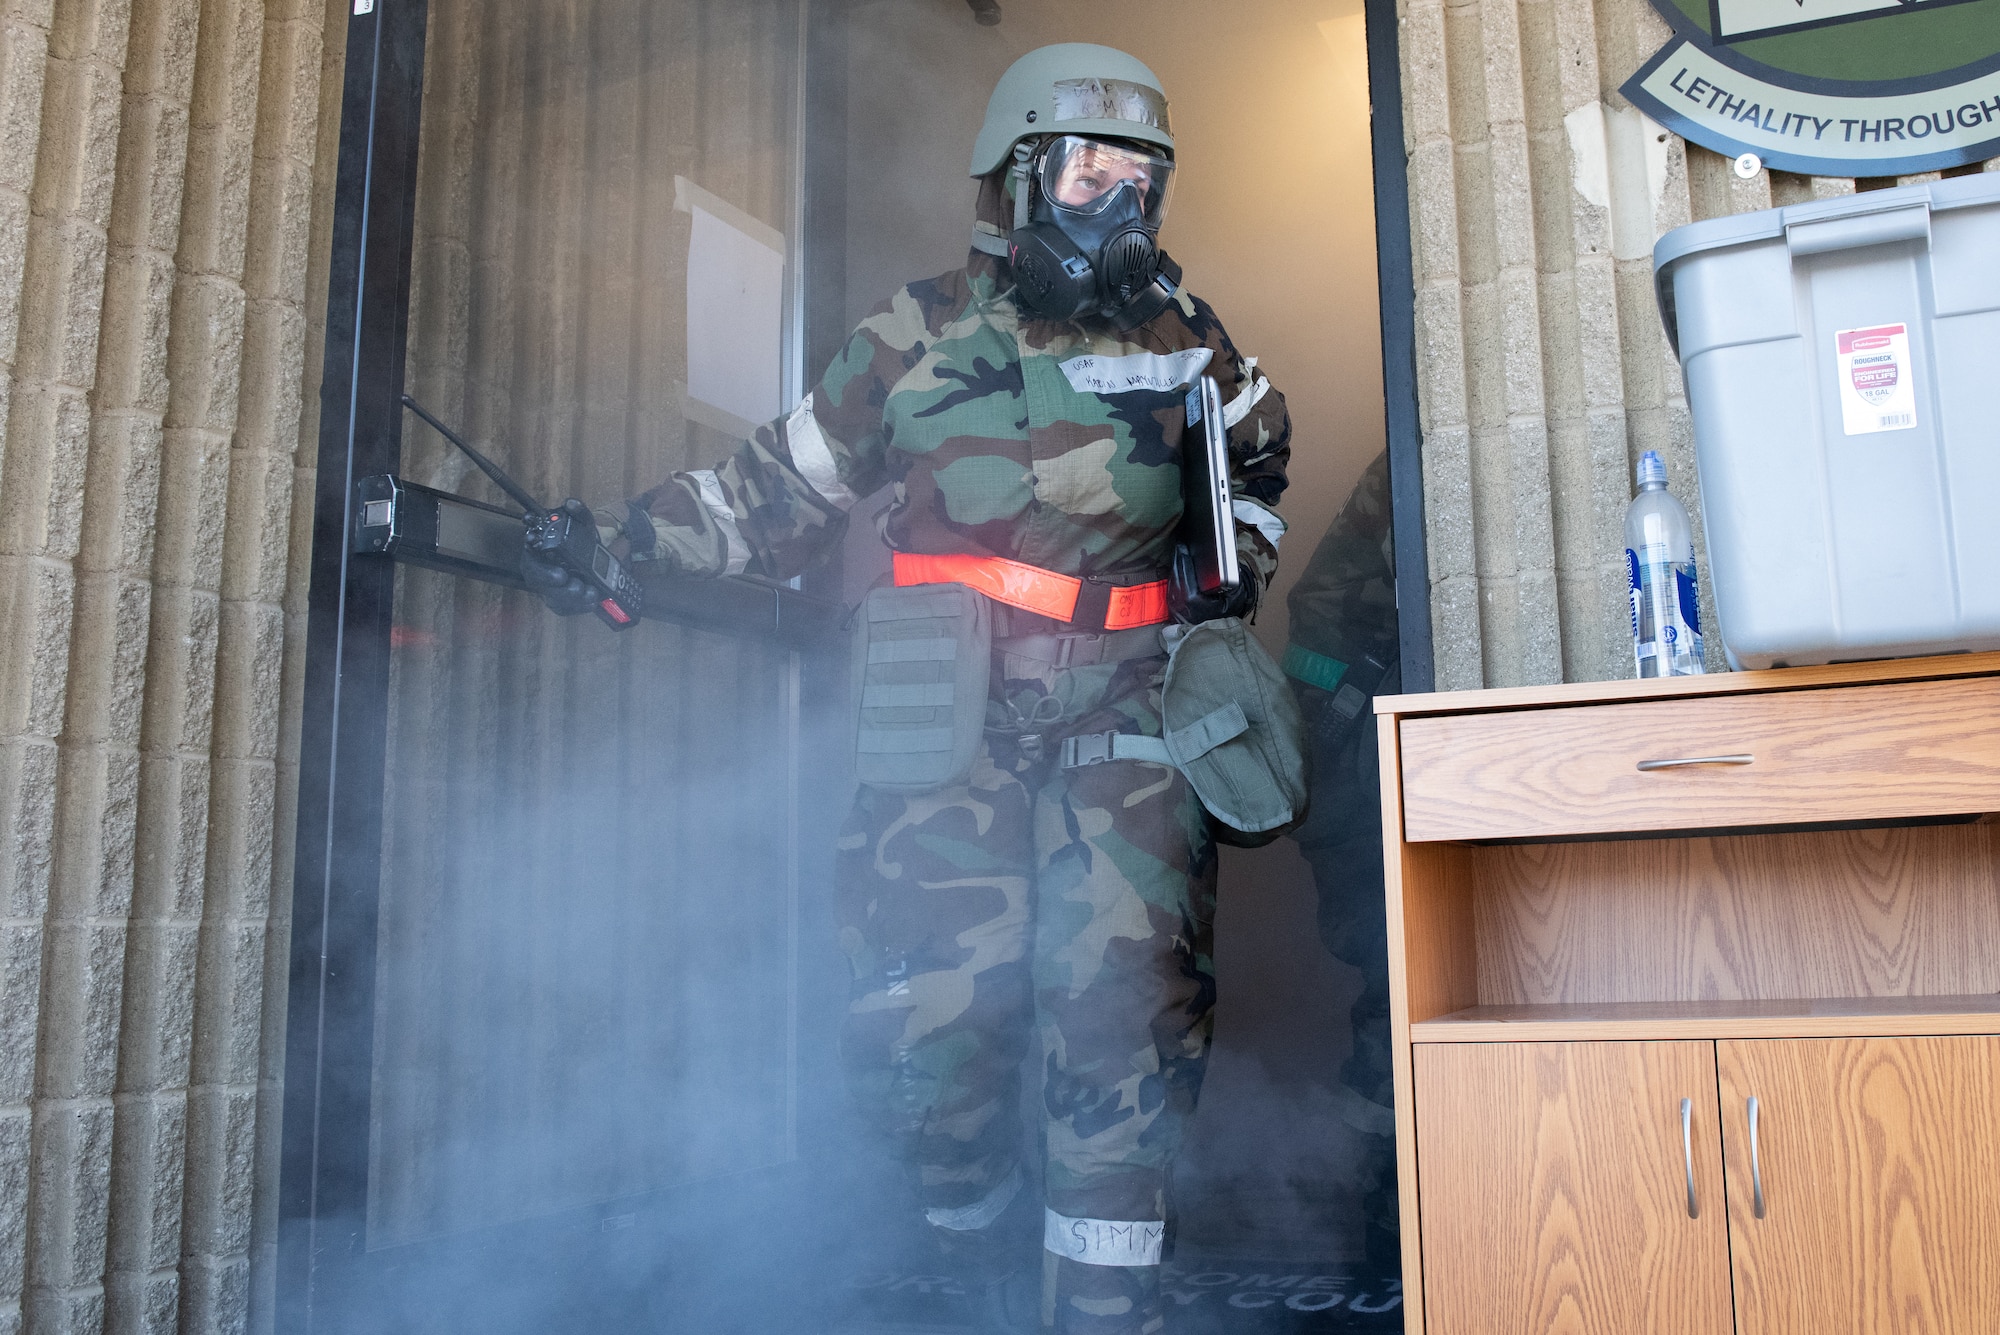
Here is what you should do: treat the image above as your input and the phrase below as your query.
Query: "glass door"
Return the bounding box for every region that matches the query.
[280,2,850,1330]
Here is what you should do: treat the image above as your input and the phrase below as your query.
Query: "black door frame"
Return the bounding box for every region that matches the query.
[278,0,428,1326]
[1364,0,1435,693]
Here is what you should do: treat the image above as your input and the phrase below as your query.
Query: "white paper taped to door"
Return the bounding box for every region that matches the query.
[686,201,785,433]
[1835,323,1917,436]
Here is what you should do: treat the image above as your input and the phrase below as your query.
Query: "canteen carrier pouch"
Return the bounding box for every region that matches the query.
[1058,615,1310,846]
[851,581,991,793]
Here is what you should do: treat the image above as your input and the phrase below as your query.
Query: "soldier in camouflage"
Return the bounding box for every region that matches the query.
[1280,451,1400,1270]
[597,46,1291,1335]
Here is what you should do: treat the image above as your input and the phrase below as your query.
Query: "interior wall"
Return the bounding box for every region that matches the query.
[1400,0,2000,691]
[840,0,1389,1258]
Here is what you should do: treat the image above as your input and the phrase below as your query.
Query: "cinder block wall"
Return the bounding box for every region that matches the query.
[1398,0,2000,690]
[0,0,345,1328]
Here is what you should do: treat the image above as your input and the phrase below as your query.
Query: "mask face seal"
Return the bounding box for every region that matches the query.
[1008,135,1179,327]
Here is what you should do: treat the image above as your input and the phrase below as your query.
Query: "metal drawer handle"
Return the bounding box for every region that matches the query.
[1636,753,1755,772]
[1681,1098,1698,1219]
[1748,1096,1766,1219]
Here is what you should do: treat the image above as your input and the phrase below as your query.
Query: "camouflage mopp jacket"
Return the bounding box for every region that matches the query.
[633,246,1292,601]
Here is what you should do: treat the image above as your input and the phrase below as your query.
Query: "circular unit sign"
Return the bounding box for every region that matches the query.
[1621,0,2000,175]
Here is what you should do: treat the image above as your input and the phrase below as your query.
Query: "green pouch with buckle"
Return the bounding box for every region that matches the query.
[1159,616,1311,846]
[850,582,991,793]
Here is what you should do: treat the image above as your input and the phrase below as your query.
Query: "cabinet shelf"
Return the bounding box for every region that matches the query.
[1412,993,2000,1043]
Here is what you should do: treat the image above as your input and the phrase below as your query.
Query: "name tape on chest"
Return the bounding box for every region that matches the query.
[1059,347,1214,396]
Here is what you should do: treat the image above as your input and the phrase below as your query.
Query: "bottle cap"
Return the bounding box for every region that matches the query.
[1636,450,1666,488]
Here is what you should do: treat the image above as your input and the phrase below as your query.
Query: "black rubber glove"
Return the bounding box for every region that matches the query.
[519,545,597,616]
[1169,549,1261,625]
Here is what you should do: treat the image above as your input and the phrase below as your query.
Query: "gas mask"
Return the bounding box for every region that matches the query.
[1007,135,1181,329]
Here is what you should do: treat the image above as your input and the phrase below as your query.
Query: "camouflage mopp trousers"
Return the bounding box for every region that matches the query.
[838,644,1218,1335]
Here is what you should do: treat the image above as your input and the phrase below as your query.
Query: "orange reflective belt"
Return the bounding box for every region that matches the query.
[892,553,1170,630]
[1107,580,1169,629]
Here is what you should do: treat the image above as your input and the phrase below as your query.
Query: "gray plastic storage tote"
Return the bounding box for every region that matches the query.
[1654,172,2000,669]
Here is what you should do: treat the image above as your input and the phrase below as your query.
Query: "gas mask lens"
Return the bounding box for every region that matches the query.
[1038,135,1173,228]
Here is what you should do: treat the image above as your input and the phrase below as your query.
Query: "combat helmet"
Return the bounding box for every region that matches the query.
[969,43,1174,179]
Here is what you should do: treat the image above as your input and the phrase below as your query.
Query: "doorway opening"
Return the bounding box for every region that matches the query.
[280,3,1416,1330]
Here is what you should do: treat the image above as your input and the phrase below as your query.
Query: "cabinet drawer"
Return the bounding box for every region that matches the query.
[1399,676,2000,842]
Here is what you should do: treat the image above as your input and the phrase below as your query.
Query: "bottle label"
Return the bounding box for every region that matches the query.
[1628,544,1704,676]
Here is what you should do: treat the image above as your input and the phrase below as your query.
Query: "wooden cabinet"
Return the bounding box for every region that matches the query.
[1378,655,2000,1335]
[1414,1041,1732,1335]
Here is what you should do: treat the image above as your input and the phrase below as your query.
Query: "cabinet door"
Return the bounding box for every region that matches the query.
[1718,1036,2000,1333]
[1414,1041,1733,1335]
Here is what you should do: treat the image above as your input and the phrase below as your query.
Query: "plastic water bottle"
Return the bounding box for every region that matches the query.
[1625,450,1704,677]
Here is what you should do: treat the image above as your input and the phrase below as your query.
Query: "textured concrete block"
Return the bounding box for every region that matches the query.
[254,924,284,1085]
[108,1090,185,1272]
[233,298,306,455]
[1495,264,1547,419]
[0,19,51,199]
[19,213,110,392]
[121,0,198,102]
[177,1253,246,1335]
[9,557,80,737]
[26,1098,113,1290]
[198,764,272,924]
[190,918,265,1088]
[93,248,177,415]
[1457,275,1503,428]
[0,385,93,562]
[62,575,152,760]
[1451,138,1497,286]
[113,920,197,1090]
[180,1086,254,1257]
[109,423,165,584]
[0,927,41,1104]
[0,187,26,367]
[1429,573,1485,692]
[1400,0,1452,147]
[1413,281,1468,430]
[1406,139,1461,283]
[1571,255,1624,410]
[209,594,283,757]
[133,753,208,919]
[1477,0,1529,126]
[103,1268,176,1335]
[0,1106,29,1296]
[24,1284,106,1335]
[134,587,216,767]
[35,922,127,1100]
[163,277,245,435]
[0,735,56,919]
[1420,424,1476,579]
[43,46,128,226]
[1536,270,1583,415]
[118,99,191,259]
[247,16,319,190]
[219,424,294,589]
